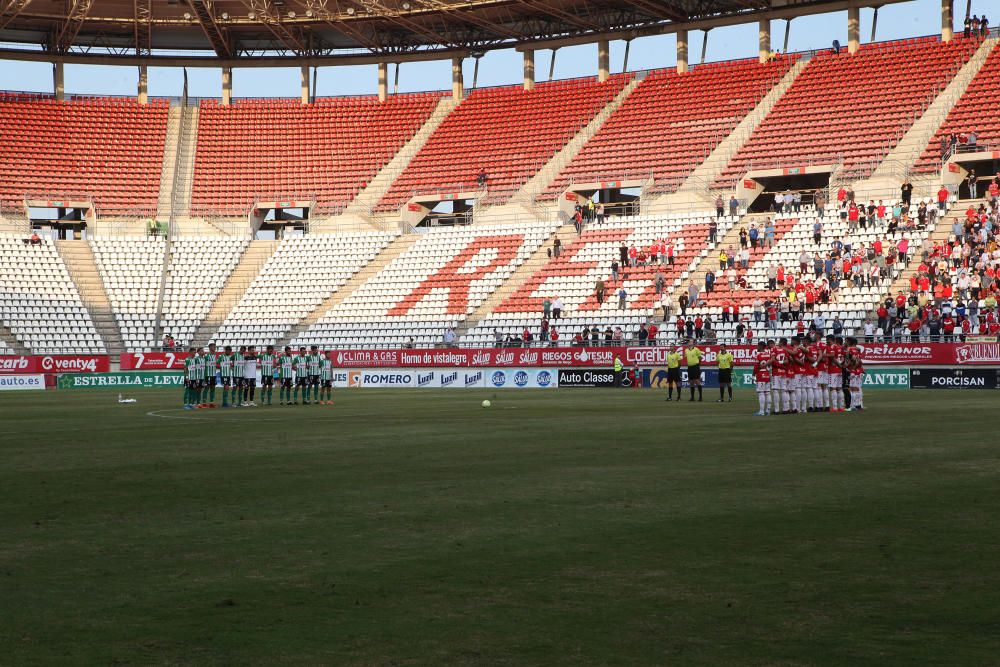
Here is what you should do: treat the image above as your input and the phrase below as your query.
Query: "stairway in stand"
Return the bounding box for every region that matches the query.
[282,234,421,347]
[191,240,278,347]
[55,240,126,358]
[884,206,964,298]
[0,320,28,354]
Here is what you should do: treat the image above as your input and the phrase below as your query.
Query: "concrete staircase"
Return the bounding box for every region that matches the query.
[456,223,576,338]
[156,105,200,221]
[858,36,997,199]
[0,321,29,354]
[191,239,278,347]
[55,240,125,357]
[660,58,810,210]
[281,234,421,346]
[338,96,458,225]
[485,74,647,221]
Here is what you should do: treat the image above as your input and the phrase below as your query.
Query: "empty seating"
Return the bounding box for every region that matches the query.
[212,232,396,348]
[913,40,1000,173]
[0,234,104,354]
[464,214,716,345]
[0,96,168,214]
[542,58,796,199]
[191,94,443,215]
[294,222,559,348]
[160,236,250,347]
[375,76,631,212]
[91,237,166,352]
[715,36,981,188]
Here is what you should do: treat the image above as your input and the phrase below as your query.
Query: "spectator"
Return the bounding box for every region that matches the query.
[901,179,913,206]
[739,227,748,249]
[619,243,628,266]
[610,260,619,283]
[937,184,950,211]
[773,191,783,212]
[752,297,763,323]
[655,271,665,295]
[813,219,823,245]
[705,270,716,294]
[595,279,606,304]
[596,203,605,224]
[553,238,562,258]
[765,219,776,248]
[815,190,826,218]
[552,297,563,320]
[729,195,739,217]
[967,169,978,199]
[476,168,488,188]
[749,223,759,249]
[708,218,718,244]
[617,287,627,310]
[543,298,552,319]
[718,248,728,270]
[679,292,690,317]
[715,194,724,218]
[726,266,737,291]
[793,191,802,213]
[443,328,456,347]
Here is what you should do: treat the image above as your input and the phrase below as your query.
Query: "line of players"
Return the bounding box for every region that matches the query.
[751,333,866,416]
[182,343,336,409]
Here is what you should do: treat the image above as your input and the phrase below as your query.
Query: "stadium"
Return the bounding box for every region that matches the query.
[2,0,1000,663]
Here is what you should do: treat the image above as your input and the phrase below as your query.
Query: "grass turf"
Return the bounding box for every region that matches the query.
[1,387,998,665]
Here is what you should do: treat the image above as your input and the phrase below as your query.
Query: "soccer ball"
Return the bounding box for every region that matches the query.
[482,399,491,408]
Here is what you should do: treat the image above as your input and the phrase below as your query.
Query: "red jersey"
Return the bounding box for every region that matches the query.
[814,341,829,373]
[806,343,821,376]
[828,344,844,371]
[771,347,788,377]
[754,349,772,383]
[789,346,806,376]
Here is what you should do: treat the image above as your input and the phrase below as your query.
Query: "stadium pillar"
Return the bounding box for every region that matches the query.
[221,67,232,106]
[378,62,388,101]
[53,61,65,101]
[676,29,689,73]
[300,66,310,104]
[598,39,610,82]
[451,56,464,101]
[941,0,954,41]
[137,66,148,105]
[523,49,535,90]
[758,19,771,63]
[847,4,860,53]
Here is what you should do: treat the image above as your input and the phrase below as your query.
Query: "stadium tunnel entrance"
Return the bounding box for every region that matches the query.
[944,152,1000,200]
[738,168,832,213]
[251,199,312,238]
[402,190,478,227]
[560,181,643,221]
[26,199,96,239]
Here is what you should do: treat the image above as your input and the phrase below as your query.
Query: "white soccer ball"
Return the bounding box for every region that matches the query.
[482,399,491,408]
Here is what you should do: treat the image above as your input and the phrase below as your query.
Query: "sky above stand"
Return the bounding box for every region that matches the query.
[0,0,992,99]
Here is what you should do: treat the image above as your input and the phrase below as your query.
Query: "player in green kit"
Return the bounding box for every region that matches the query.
[233,346,246,407]
[293,345,310,405]
[218,345,236,407]
[183,347,198,409]
[192,348,207,407]
[203,344,218,407]
[307,345,322,404]
[279,346,295,405]
[259,345,277,406]
[319,351,334,405]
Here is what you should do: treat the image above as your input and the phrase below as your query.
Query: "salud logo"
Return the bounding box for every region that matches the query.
[514,371,529,387]
[491,371,506,387]
[537,371,552,387]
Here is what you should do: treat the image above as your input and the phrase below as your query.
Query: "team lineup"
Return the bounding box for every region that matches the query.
[182,344,336,409]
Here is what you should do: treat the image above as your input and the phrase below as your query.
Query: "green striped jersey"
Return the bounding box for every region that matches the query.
[307,354,322,375]
[234,356,245,377]
[279,355,295,379]
[192,355,205,380]
[218,354,235,377]
[293,355,310,377]
[203,354,217,377]
[320,358,333,381]
[183,356,196,380]
[260,354,276,376]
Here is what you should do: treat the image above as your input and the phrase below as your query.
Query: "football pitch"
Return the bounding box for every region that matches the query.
[2,388,998,665]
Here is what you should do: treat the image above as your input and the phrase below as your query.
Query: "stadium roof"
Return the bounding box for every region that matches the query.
[0,0,910,67]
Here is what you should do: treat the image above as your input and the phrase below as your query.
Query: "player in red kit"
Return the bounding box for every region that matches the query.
[788,336,807,413]
[753,341,773,416]
[804,334,822,412]
[831,336,848,411]
[770,338,790,414]
[816,335,832,412]
[844,336,864,411]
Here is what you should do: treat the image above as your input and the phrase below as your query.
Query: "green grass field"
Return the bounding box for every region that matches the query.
[2,387,999,665]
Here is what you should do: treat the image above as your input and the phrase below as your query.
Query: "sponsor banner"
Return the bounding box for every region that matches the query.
[910,368,1000,390]
[120,352,189,370]
[0,355,110,374]
[57,371,184,389]
[856,342,1000,366]
[486,369,558,389]
[644,367,720,388]
[0,374,45,391]
[330,348,617,369]
[558,368,618,388]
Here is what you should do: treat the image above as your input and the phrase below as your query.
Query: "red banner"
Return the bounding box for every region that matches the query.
[120,351,190,370]
[0,355,110,374]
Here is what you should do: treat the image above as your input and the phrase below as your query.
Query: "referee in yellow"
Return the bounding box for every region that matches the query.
[665,346,683,401]
[684,341,703,402]
[717,343,735,403]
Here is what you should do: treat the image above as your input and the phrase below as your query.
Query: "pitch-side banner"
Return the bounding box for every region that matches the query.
[120,352,189,370]
[330,348,617,368]
[0,374,46,391]
[0,355,110,374]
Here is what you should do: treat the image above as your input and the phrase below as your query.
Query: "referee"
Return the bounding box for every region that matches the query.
[665,346,683,401]
[684,341,703,402]
[717,343,734,402]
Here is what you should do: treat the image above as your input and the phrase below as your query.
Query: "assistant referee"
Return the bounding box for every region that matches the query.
[685,342,703,402]
[717,343,734,403]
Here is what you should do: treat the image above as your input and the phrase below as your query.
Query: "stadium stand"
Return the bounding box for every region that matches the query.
[714,36,981,187]
[190,94,444,215]
[463,213,721,344]
[375,75,632,212]
[913,40,1000,173]
[0,234,105,354]
[293,222,559,347]
[673,205,938,341]
[90,238,166,352]
[160,236,251,348]
[541,58,796,198]
[211,232,396,348]
[0,95,168,214]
